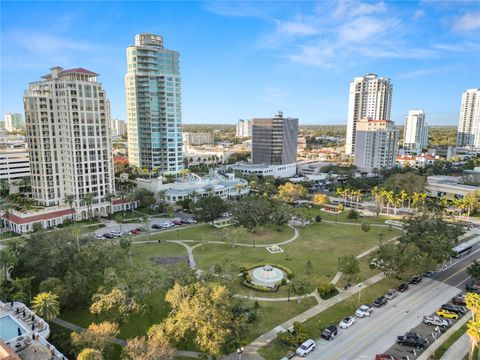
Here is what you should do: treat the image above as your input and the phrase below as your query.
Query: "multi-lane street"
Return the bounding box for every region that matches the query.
[293,244,479,360]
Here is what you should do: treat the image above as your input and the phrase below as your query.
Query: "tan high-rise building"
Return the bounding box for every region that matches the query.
[24,67,115,214]
[346,74,392,155]
[457,88,480,149]
[354,119,398,172]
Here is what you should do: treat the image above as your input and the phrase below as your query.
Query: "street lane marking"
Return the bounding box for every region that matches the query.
[454,275,471,288]
[330,264,473,360]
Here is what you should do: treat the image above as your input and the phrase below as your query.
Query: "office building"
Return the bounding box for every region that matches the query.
[111,118,127,137]
[183,132,214,146]
[346,74,393,155]
[457,88,480,149]
[236,119,252,138]
[251,111,298,165]
[125,33,183,173]
[403,110,429,154]
[4,113,25,131]
[23,67,115,216]
[354,119,398,172]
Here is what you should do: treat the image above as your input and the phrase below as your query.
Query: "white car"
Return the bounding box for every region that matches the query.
[424,315,451,328]
[296,339,316,357]
[110,230,124,237]
[95,234,104,240]
[339,316,355,329]
[355,304,373,318]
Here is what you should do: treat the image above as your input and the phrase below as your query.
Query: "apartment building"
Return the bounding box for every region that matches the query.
[346,74,392,155]
[125,33,183,173]
[236,119,252,138]
[354,119,398,172]
[182,132,214,146]
[457,88,480,149]
[23,67,115,217]
[403,109,429,154]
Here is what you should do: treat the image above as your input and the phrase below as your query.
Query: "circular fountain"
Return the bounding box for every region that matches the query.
[250,265,285,288]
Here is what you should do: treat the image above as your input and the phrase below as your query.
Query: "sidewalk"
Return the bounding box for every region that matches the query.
[229,272,386,359]
[441,333,469,360]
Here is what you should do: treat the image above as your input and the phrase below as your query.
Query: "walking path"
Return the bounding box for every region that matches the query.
[441,333,469,360]
[225,272,387,360]
[51,318,201,358]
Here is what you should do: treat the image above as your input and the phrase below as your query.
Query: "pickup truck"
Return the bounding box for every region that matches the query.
[423,315,451,328]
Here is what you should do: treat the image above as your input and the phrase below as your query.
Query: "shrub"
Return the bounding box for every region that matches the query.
[315,215,322,222]
[317,283,339,299]
[242,280,278,292]
[347,209,359,219]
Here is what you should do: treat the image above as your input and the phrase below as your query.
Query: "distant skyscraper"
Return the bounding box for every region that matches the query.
[236,119,251,138]
[24,67,115,212]
[403,110,428,154]
[354,119,398,172]
[346,74,393,155]
[4,113,25,131]
[457,88,480,149]
[251,111,298,165]
[125,33,183,172]
[111,119,127,137]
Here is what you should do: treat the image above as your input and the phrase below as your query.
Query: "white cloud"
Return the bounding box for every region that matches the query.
[276,20,319,36]
[413,9,426,20]
[453,12,480,31]
[263,87,290,105]
[334,0,387,18]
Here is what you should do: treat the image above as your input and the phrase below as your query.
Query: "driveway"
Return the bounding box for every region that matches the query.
[292,278,460,360]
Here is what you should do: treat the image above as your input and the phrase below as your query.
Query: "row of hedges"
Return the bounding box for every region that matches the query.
[241,264,294,279]
[242,280,279,292]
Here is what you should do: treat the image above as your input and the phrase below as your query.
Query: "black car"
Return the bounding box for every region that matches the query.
[397,332,428,349]
[441,303,467,315]
[103,233,114,239]
[321,325,338,341]
[466,280,480,294]
[397,283,409,292]
[452,294,466,306]
[409,275,422,284]
[151,224,161,229]
[373,296,388,308]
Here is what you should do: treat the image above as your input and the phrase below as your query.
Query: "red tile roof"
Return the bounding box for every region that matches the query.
[2,208,75,225]
[112,199,130,205]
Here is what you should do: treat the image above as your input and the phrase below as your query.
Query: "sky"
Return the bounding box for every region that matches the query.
[1,1,479,125]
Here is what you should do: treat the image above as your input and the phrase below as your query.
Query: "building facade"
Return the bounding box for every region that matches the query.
[346,74,393,155]
[4,113,25,131]
[457,88,480,149]
[251,111,298,165]
[111,118,127,137]
[0,147,30,183]
[403,109,429,154]
[23,67,115,216]
[125,33,183,173]
[236,119,252,138]
[354,119,398,172]
[182,132,214,146]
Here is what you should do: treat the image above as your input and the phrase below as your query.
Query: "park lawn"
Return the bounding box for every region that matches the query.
[258,276,402,360]
[303,205,396,225]
[148,223,293,246]
[109,209,149,222]
[336,255,381,289]
[194,222,401,284]
[130,242,189,268]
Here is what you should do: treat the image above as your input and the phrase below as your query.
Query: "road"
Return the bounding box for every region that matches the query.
[295,249,478,360]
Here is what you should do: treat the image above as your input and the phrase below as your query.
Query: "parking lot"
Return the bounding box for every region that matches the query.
[292,278,460,360]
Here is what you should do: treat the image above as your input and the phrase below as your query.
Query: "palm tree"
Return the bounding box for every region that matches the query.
[104,192,115,215]
[83,193,94,221]
[466,292,480,360]
[31,292,60,320]
[399,190,409,209]
[0,248,17,281]
[234,184,243,199]
[64,194,76,221]
[141,216,150,241]
[72,224,81,252]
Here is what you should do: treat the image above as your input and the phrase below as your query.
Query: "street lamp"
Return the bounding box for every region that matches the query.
[237,347,244,360]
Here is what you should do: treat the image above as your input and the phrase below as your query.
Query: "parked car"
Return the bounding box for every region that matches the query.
[321,325,338,341]
[397,332,428,349]
[423,315,451,328]
[466,280,480,293]
[375,355,399,360]
[397,283,409,292]
[423,271,435,277]
[373,296,388,308]
[441,303,467,315]
[172,220,183,226]
[452,294,467,306]
[95,234,104,240]
[436,309,459,319]
[295,339,316,357]
[385,289,398,300]
[409,275,422,284]
[152,224,161,229]
[110,230,124,237]
[355,304,374,318]
[103,233,114,239]
[129,229,140,235]
[339,316,355,329]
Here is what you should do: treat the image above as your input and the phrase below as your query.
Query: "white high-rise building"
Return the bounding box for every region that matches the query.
[4,113,25,131]
[24,67,115,214]
[457,88,480,149]
[111,118,127,137]
[346,74,393,155]
[236,119,251,138]
[126,33,183,173]
[403,110,429,154]
[354,119,398,172]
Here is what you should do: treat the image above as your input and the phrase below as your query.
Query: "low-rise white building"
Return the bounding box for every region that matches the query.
[227,162,297,178]
[426,175,479,199]
[136,173,249,204]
